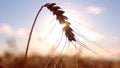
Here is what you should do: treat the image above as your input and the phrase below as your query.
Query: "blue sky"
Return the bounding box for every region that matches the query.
[0,0,120,59]
[0,0,120,35]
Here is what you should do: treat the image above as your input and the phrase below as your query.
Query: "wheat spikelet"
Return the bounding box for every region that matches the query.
[24,2,113,68]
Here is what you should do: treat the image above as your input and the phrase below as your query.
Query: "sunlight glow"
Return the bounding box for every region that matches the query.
[63,9,102,42]
[81,29,102,41]
[26,6,115,59]
[30,8,104,57]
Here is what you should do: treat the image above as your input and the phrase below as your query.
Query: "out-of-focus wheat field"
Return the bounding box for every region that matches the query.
[0,53,120,68]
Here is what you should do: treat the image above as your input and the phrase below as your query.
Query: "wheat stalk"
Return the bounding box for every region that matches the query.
[23,2,106,68]
[23,4,46,68]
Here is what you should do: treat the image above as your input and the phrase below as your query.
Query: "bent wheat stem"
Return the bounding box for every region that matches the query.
[23,5,45,68]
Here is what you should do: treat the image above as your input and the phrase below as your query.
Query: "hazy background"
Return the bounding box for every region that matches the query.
[0,0,120,60]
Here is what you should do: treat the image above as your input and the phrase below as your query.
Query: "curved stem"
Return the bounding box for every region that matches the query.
[23,5,45,67]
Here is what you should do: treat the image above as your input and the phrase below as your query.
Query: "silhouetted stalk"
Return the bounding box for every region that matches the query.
[23,5,45,68]
[22,2,107,68]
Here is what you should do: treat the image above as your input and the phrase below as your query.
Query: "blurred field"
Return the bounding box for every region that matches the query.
[0,52,120,68]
